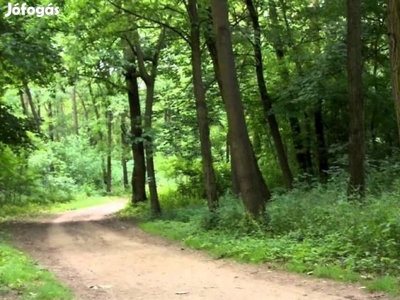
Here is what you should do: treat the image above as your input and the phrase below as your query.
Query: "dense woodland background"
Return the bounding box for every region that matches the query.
[1,0,400,285]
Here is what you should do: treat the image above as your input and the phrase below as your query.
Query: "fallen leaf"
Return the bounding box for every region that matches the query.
[175,291,188,295]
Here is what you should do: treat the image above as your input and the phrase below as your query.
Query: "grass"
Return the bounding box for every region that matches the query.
[0,238,72,299]
[119,189,400,298]
[0,194,124,299]
[138,220,400,296]
[0,195,122,222]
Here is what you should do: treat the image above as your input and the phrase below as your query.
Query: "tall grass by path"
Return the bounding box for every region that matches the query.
[118,185,400,297]
[0,233,72,299]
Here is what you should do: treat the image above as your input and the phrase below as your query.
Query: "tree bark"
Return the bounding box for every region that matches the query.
[310,0,329,183]
[106,110,113,193]
[347,0,365,198]
[132,29,165,215]
[204,9,240,195]
[72,85,79,135]
[24,83,41,132]
[210,0,271,216]
[19,90,28,116]
[388,0,400,144]
[88,83,105,145]
[226,132,240,195]
[120,111,130,189]
[47,101,55,142]
[79,92,89,122]
[314,102,328,183]
[269,0,313,176]
[143,84,161,215]
[245,0,293,190]
[187,0,218,211]
[125,61,147,204]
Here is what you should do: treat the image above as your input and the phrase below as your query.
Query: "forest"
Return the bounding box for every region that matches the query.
[1,0,400,297]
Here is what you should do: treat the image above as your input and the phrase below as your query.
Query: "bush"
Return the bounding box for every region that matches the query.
[135,180,400,279]
[158,156,231,199]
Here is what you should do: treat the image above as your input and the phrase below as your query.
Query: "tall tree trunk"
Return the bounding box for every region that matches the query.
[19,90,28,116]
[47,101,55,141]
[125,63,147,204]
[24,83,41,132]
[311,0,329,183]
[204,10,240,195]
[388,0,400,144]
[89,84,105,145]
[55,97,63,141]
[144,84,161,215]
[79,92,89,122]
[245,0,293,190]
[72,85,79,135]
[314,102,328,183]
[120,111,130,189]
[187,0,218,211]
[36,91,41,121]
[47,99,55,172]
[269,0,313,175]
[289,117,312,174]
[76,91,92,140]
[132,29,165,215]
[226,132,240,195]
[279,0,314,176]
[347,0,365,198]
[210,0,271,216]
[106,110,113,193]
[88,84,107,183]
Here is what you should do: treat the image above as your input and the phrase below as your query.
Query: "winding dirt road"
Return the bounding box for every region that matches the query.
[8,201,394,299]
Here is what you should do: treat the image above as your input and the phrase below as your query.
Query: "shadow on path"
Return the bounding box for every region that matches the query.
[3,201,393,300]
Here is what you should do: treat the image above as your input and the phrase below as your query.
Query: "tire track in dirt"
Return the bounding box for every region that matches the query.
[7,201,396,300]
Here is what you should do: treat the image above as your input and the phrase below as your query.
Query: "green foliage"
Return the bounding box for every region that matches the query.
[0,103,36,149]
[1,0,400,296]
[130,181,400,295]
[0,134,121,209]
[0,241,72,299]
[0,3,63,86]
[40,136,105,188]
[158,155,231,198]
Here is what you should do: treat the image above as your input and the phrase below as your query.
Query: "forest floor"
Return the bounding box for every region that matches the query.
[6,200,397,300]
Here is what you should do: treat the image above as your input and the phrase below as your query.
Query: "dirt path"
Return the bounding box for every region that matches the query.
[8,201,394,300]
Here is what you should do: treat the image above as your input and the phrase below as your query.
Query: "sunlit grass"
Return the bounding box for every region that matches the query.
[124,188,400,297]
[0,242,72,299]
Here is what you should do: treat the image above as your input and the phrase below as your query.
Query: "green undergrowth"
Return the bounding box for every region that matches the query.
[0,195,122,222]
[0,234,72,299]
[119,186,400,296]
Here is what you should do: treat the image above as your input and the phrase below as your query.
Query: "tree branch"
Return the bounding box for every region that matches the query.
[107,0,190,44]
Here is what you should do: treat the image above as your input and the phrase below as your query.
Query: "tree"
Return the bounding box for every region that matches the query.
[72,85,79,135]
[120,111,130,189]
[0,101,35,149]
[347,0,365,198]
[132,28,164,215]
[203,8,240,196]
[124,51,148,204]
[187,0,218,211]
[245,0,293,190]
[388,0,400,144]
[210,0,271,216]
[106,110,113,193]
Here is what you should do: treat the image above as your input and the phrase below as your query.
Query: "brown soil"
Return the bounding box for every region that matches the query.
[7,200,397,300]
